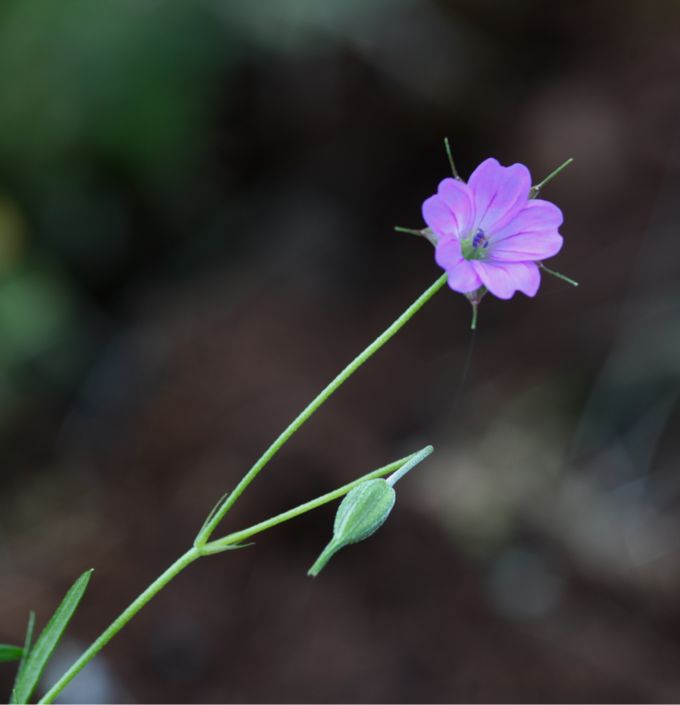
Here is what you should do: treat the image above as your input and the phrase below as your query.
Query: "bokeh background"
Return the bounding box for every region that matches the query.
[2,0,680,702]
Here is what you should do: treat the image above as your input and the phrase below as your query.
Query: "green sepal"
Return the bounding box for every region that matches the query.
[199,541,254,556]
[394,226,438,247]
[194,490,231,547]
[529,157,574,198]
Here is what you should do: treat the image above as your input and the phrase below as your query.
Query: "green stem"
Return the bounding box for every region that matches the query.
[39,548,201,705]
[202,450,426,554]
[39,449,428,703]
[444,137,462,181]
[40,271,447,703]
[308,540,342,578]
[529,157,574,198]
[197,273,448,544]
[539,263,579,287]
[394,226,425,236]
[470,302,478,330]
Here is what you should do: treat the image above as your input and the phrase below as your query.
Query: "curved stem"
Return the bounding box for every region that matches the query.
[197,273,448,544]
[39,548,201,704]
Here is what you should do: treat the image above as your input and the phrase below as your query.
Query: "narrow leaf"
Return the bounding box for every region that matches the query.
[11,611,35,704]
[194,490,231,547]
[0,644,24,663]
[12,570,93,705]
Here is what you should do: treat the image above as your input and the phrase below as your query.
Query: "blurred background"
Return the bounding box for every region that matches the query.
[1,0,680,701]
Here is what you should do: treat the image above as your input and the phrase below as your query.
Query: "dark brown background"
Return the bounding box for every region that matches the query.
[2,0,680,702]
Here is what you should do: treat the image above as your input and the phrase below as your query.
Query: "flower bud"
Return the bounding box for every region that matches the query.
[307,479,396,577]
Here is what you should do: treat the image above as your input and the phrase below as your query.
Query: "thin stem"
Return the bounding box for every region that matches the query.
[308,540,341,578]
[40,450,431,701]
[394,226,424,236]
[539,263,579,287]
[470,303,478,330]
[202,451,428,554]
[530,157,574,198]
[197,273,449,544]
[39,274,447,703]
[39,548,201,705]
[444,137,462,180]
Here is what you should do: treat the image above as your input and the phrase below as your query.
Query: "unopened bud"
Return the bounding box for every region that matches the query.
[307,479,395,577]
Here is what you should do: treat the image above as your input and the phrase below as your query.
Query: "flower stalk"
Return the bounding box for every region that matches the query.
[196,273,448,546]
[38,276,447,704]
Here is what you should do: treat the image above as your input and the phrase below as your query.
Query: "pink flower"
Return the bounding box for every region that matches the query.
[422,158,564,299]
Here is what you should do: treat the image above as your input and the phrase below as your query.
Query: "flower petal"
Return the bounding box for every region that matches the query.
[472,261,541,299]
[434,235,463,269]
[490,232,563,262]
[446,260,482,293]
[437,178,475,234]
[435,238,482,292]
[511,261,541,297]
[492,199,563,242]
[422,195,457,237]
[468,158,531,233]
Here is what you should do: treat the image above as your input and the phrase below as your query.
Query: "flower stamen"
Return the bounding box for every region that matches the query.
[461,228,489,260]
[472,228,488,249]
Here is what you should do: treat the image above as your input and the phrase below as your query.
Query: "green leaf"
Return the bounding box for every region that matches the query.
[0,644,24,663]
[11,570,93,705]
[11,611,35,704]
[308,479,396,577]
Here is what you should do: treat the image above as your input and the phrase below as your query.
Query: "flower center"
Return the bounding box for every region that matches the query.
[461,228,489,260]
